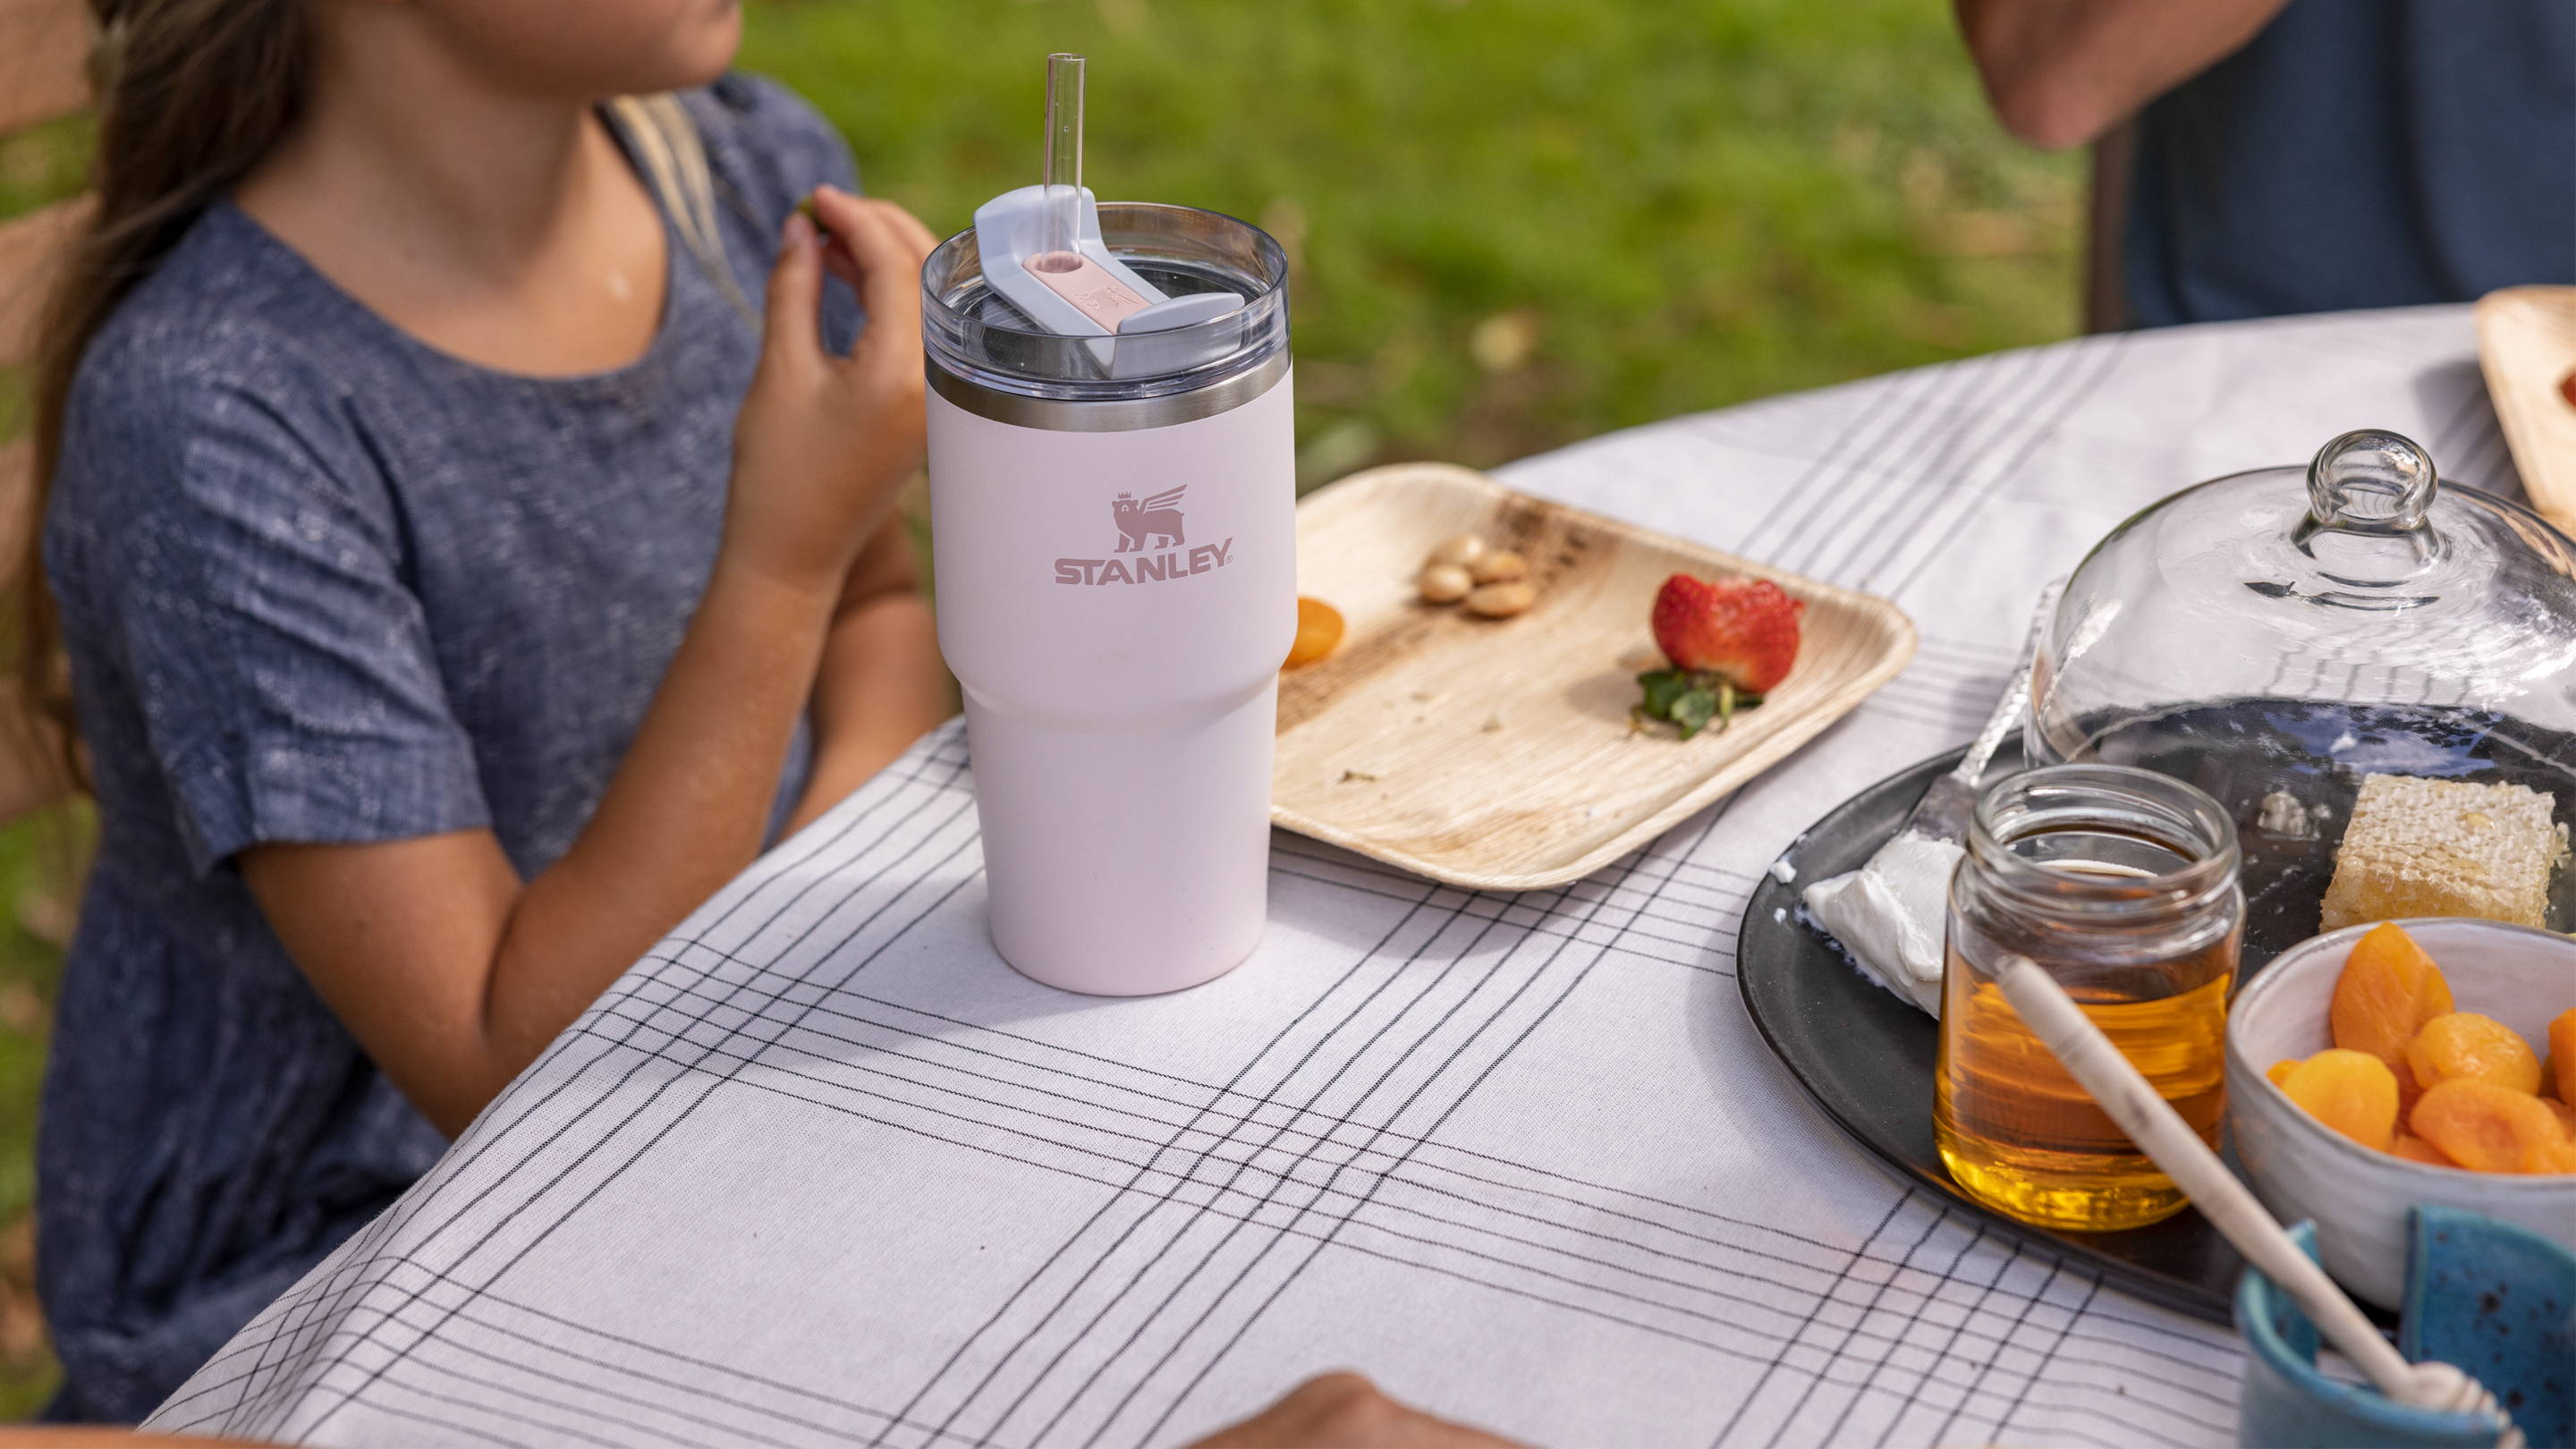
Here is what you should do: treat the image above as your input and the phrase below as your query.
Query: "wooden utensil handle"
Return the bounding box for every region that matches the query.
[1990,953,2419,1395]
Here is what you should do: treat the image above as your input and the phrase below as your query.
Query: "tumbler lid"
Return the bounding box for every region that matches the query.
[921,200,1291,423]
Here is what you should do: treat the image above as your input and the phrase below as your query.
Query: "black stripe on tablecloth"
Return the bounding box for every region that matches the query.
[1732,363,1954,561]
[1704,1189,1911,1449]
[1860,1220,2021,1447]
[1909,1246,2078,1447]
[1745,358,1986,567]
[1812,1211,2007,1445]
[1824,338,2092,590]
[1885,335,2131,599]
[1988,1273,2104,1445]
[1794,343,2069,586]
[1843,1218,2022,1446]
[265,1253,971,1449]
[1751,1192,1953,1448]
[179,736,980,1434]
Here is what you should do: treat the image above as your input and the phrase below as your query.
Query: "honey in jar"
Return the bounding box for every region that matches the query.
[1933,765,2242,1232]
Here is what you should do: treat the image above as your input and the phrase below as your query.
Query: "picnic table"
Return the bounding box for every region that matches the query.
[146,305,2515,1449]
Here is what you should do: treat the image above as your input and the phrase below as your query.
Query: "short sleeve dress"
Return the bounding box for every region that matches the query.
[34,76,863,1421]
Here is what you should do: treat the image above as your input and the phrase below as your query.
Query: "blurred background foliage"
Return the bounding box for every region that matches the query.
[742,0,2082,484]
[0,0,2079,1416]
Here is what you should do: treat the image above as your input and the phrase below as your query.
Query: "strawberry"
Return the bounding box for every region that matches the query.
[1650,574,1803,693]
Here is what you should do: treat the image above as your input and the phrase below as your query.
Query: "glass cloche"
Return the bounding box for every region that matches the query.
[2028,428,2576,958]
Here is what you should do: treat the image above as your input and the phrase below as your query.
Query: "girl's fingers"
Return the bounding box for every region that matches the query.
[806,189,923,333]
[761,212,825,370]
[872,199,942,259]
[820,243,866,294]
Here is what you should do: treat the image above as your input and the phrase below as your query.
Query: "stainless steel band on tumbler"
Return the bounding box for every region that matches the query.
[926,347,1291,432]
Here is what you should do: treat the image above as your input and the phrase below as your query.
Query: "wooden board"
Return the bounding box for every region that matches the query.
[1275,462,1916,889]
[0,0,89,133]
[2476,284,2576,535]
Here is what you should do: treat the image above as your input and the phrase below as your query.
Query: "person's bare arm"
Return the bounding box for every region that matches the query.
[781,516,948,835]
[1187,1374,1525,1448]
[1954,0,2292,148]
[242,189,934,1137]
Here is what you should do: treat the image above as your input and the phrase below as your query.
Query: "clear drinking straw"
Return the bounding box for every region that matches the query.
[1040,53,1085,262]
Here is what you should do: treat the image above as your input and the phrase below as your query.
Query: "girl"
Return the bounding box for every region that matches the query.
[24,0,947,1419]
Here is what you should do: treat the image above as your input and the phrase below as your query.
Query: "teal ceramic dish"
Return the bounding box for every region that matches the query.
[2236,1208,2575,1448]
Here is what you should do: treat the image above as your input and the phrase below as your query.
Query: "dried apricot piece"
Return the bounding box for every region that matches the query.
[2552,1009,2576,1104]
[2411,1078,2570,1173]
[2265,1058,2300,1090]
[2283,1048,2401,1152]
[2405,1013,2543,1096]
[2330,922,2454,1075]
[1284,597,1345,669]
[2387,1133,2456,1167]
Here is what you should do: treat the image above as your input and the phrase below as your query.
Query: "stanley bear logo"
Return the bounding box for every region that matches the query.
[1111,487,1186,552]
[1055,485,1235,586]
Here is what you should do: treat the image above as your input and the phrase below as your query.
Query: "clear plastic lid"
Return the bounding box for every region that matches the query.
[921,202,1290,403]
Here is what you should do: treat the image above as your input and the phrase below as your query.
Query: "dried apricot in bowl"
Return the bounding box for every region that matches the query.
[2553,1008,2576,1103]
[2280,1048,2401,1151]
[1284,597,1345,670]
[2330,921,2455,1074]
[2406,1012,2543,1096]
[2411,1078,2570,1173]
[2388,1133,2455,1167]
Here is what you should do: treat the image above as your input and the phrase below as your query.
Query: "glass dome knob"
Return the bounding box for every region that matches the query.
[2306,428,2438,532]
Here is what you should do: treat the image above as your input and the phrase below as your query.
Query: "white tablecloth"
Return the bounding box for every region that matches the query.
[147,306,2516,1449]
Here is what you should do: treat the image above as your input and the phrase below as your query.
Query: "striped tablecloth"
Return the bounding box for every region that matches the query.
[148,306,2516,1448]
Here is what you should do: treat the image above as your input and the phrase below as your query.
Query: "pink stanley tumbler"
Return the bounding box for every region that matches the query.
[919,58,1293,994]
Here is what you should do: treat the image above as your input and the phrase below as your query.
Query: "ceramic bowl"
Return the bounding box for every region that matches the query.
[2225,918,2576,1309]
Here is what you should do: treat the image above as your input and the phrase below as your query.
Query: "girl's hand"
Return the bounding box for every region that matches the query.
[725,187,941,597]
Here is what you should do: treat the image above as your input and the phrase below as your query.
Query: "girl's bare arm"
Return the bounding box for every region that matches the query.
[782,518,949,836]
[242,190,936,1137]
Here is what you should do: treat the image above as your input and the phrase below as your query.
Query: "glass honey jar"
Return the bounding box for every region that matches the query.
[1935,765,2244,1232]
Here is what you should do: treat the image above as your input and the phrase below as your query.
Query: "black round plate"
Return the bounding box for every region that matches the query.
[1737,741,2242,1325]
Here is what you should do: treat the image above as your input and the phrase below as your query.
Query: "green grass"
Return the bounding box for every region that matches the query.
[0,0,2077,1416]
[741,0,2080,480]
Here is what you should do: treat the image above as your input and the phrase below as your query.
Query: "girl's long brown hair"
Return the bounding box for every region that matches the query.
[19,0,310,789]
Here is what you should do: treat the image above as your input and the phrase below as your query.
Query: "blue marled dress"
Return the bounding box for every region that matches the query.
[35,76,858,1420]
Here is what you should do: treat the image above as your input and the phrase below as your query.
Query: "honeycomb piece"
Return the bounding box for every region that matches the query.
[2319,775,2566,931]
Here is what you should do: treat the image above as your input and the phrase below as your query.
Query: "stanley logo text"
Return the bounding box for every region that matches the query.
[1055,486,1235,585]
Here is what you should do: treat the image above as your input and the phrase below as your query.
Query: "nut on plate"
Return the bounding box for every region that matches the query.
[1419,564,1474,604]
[1427,534,1487,569]
[1469,549,1527,585]
[1465,582,1534,618]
